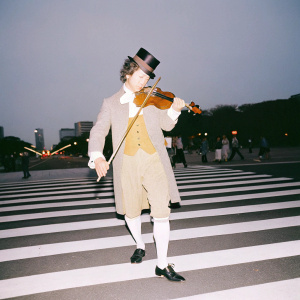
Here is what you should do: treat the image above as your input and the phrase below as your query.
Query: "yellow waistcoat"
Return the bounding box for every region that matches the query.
[124,115,156,156]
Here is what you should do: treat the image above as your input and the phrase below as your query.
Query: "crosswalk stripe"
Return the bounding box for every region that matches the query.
[0,186,114,199]
[176,171,254,181]
[173,278,300,300]
[0,164,299,299]
[181,189,300,205]
[0,198,115,211]
[1,216,299,262]
[0,191,114,203]
[1,200,299,238]
[2,186,299,213]
[178,177,292,189]
[177,174,271,184]
[0,240,299,299]
[180,181,300,196]
[0,181,113,195]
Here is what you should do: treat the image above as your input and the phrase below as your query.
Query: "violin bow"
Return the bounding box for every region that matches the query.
[97,77,161,181]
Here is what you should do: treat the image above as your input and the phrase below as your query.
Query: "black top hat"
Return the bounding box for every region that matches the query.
[128,48,160,79]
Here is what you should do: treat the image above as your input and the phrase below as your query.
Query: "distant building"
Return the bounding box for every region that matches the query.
[34,128,45,150]
[75,121,93,137]
[0,126,3,139]
[59,128,75,141]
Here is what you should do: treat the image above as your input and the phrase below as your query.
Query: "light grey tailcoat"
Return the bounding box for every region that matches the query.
[88,87,181,215]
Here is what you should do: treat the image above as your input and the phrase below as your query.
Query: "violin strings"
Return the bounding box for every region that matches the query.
[152,91,174,102]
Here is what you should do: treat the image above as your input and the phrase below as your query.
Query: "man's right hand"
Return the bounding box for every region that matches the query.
[95,157,109,181]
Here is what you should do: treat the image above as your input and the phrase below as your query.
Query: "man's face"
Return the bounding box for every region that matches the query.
[125,68,150,93]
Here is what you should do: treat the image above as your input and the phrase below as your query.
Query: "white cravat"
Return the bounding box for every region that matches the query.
[120,83,143,117]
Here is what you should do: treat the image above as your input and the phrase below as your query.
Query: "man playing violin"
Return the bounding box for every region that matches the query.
[88,48,186,282]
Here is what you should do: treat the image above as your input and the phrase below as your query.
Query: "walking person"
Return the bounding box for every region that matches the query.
[221,134,230,162]
[228,136,244,161]
[201,137,208,163]
[248,138,253,153]
[21,152,31,179]
[254,136,270,162]
[214,136,222,163]
[88,48,186,282]
[172,136,187,168]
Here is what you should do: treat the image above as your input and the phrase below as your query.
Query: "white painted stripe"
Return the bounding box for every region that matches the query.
[0,201,299,238]
[177,174,271,184]
[0,177,106,187]
[0,206,116,222]
[0,186,114,199]
[0,181,113,194]
[170,201,300,221]
[180,182,300,196]
[181,189,300,206]
[222,160,300,168]
[2,187,300,213]
[175,170,244,179]
[173,278,300,300]
[174,168,238,175]
[0,198,115,212]
[176,171,255,181]
[1,216,299,262]
[178,177,291,189]
[0,241,299,299]
[0,191,114,205]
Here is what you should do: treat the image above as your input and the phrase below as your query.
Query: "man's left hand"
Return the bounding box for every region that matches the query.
[172,97,185,112]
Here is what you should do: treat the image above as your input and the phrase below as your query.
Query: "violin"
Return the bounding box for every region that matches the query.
[134,87,202,115]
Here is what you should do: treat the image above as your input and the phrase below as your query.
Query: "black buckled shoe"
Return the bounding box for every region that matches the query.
[130,248,145,263]
[155,264,185,282]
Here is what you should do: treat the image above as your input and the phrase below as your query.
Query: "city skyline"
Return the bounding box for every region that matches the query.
[1,0,300,148]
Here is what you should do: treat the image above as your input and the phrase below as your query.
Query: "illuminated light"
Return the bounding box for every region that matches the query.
[204,133,208,136]
[285,133,288,136]
[198,133,201,136]
[232,131,238,135]
[74,142,77,145]
[50,144,71,156]
[24,147,42,156]
[86,139,89,142]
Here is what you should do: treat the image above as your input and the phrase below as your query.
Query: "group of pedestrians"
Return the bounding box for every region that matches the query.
[212,134,244,163]
[170,134,270,165]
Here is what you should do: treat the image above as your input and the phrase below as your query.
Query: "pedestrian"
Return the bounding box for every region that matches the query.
[214,136,222,163]
[254,136,270,162]
[221,134,230,162]
[248,138,253,153]
[228,136,244,161]
[21,152,31,179]
[88,48,185,282]
[201,137,208,163]
[172,136,187,168]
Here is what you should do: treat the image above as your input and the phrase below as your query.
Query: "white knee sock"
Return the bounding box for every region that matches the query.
[125,215,145,250]
[153,217,170,269]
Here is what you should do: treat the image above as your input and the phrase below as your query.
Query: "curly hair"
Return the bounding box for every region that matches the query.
[120,58,139,83]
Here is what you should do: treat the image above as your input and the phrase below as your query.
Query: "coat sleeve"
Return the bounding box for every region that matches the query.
[159,109,177,132]
[88,98,111,156]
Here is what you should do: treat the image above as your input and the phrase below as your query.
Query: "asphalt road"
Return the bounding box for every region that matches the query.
[0,147,299,299]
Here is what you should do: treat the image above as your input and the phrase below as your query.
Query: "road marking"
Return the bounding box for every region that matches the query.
[0,240,299,299]
[1,200,299,238]
[180,181,300,196]
[0,216,299,262]
[172,278,300,300]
